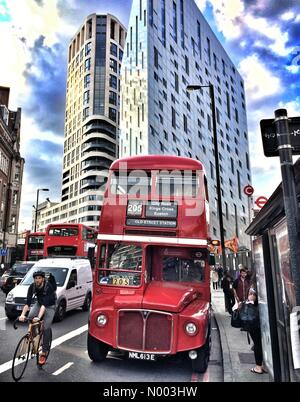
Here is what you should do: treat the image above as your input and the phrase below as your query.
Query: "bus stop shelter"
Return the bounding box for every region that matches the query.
[246,158,300,382]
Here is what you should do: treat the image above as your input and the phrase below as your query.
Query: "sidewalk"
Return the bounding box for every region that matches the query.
[212,288,271,382]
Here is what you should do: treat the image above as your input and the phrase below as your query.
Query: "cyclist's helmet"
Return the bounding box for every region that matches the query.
[33,270,45,278]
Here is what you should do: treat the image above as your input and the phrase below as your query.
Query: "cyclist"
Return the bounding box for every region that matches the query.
[19,270,56,365]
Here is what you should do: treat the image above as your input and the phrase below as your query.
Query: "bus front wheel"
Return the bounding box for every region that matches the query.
[88,333,109,362]
[191,333,211,373]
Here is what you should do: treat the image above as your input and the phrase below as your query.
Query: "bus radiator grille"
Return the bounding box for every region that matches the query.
[118,310,172,353]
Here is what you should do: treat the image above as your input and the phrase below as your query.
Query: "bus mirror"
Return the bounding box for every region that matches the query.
[208,254,216,266]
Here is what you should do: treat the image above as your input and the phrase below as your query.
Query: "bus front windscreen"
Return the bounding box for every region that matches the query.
[98,244,142,287]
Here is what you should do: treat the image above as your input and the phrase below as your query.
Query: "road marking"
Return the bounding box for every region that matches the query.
[0,324,88,375]
[203,369,210,382]
[52,362,74,376]
[191,372,199,382]
[0,317,7,321]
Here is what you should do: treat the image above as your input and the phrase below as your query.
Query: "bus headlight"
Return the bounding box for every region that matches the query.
[185,322,198,336]
[97,314,108,327]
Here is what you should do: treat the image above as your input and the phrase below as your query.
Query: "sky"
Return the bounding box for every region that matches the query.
[0,0,300,231]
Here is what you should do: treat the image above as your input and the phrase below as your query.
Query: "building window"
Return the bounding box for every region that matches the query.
[110,19,116,40]
[185,55,189,75]
[235,108,239,123]
[222,59,226,75]
[172,1,177,42]
[109,90,117,105]
[149,0,153,26]
[237,170,242,199]
[175,72,179,93]
[84,74,91,88]
[210,162,214,179]
[154,46,159,68]
[226,92,231,119]
[83,90,90,106]
[83,107,89,120]
[207,114,212,131]
[84,58,91,72]
[207,37,211,65]
[180,0,185,49]
[110,74,117,89]
[85,42,91,56]
[197,21,201,58]
[110,58,118,73]
[183,114,188,133]
[172,107,176,128]
[161,0,166,47]
[110,43,118,57]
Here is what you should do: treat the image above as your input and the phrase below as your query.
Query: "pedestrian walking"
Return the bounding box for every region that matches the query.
[232,267,251,303]
[217,265,224,288]
[221,271,235,314]
[211,268,219,290]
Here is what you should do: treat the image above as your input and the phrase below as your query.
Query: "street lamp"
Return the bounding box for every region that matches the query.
[34,188,49,232]
[187,83,227,271]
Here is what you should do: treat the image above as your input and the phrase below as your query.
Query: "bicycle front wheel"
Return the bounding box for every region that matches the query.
[36,328,52,366]
[12,335,31,382]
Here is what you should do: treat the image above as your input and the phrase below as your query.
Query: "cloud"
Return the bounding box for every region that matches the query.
[22,35,66,135]
[239,54,281,103]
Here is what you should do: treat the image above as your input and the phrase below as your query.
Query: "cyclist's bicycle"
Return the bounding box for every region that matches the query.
[12,318,52,382]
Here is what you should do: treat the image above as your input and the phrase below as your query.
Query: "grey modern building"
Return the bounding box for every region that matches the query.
[38,14,126,231]
[120,0,252,250]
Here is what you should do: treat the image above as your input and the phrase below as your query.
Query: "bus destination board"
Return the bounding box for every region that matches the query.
[145,201,177,218]
[126,219,177,228]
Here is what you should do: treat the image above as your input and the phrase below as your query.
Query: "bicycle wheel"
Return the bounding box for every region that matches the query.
[36,328,52,367]
[12,335,31,382]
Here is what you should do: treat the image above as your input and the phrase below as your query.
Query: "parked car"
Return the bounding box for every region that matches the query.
[5,257,93,321]
[0,262,35,295]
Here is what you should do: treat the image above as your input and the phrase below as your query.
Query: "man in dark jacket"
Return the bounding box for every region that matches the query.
[232,268,251,303]
[19,270,56,365]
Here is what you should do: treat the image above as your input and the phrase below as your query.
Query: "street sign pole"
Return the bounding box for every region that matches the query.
[274,108,300,306]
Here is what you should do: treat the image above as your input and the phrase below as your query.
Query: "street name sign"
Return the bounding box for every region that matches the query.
[260,117,300,157]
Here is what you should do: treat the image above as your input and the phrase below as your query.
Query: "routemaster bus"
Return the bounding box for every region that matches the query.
[43,223,97,260]
[88,155,213,373]
[24,232,45,261]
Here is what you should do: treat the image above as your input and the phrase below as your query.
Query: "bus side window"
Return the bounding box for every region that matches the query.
[204,176,209,201]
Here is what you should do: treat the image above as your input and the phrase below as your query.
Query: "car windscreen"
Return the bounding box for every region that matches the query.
[11,263,35,275]
[22,267,69,287]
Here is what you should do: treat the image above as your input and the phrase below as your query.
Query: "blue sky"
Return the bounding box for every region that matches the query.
[0,0,300,230]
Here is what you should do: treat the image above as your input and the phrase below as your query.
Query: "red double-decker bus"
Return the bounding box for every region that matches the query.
[88,155,213,373]
[43,223,97,259]
[24,232,45,261]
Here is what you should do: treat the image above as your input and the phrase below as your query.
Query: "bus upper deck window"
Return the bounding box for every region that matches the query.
[156,171,198,197]
[110,172,151,196]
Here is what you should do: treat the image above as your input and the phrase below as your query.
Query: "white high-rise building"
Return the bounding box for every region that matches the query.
[120,0,252,248]
[37,14,126,231]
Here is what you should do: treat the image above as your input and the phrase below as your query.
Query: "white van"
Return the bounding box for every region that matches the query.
[5,257,93,322]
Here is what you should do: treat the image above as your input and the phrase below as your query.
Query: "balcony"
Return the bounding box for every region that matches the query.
[83,121,116,139]
[82,140,116,156]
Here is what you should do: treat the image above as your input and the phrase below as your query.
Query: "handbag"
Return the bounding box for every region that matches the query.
[231,309,242,328]
[239,302,259,331]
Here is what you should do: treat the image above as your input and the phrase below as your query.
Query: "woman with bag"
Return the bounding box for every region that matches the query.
[240,288,267,375]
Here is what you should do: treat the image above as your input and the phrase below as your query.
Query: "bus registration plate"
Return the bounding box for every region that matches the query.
[128,352,157,361]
